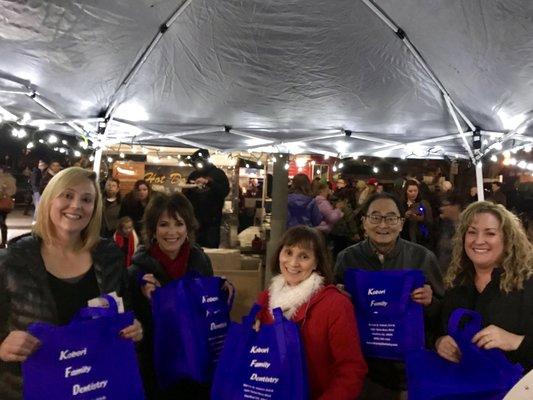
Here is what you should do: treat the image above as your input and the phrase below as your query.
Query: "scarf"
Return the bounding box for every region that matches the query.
[149,240,191,279]
[269,272,324,320]
[113,230,139,267]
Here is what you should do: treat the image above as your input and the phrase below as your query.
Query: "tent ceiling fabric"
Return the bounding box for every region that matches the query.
[0,0,531,159]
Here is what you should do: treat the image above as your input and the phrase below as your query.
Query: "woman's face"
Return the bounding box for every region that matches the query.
[50,180,96,237]
[136,184,149,201]
[406,185,419,202]
[464,212,504,271]
[155,211,188,259]
[279,243,317,286]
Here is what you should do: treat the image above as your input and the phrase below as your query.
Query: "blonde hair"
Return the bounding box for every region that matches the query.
[33,167,103,252]
[445,201,533,293]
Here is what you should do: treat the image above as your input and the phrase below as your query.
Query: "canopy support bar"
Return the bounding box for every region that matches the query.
[444,96,475,161]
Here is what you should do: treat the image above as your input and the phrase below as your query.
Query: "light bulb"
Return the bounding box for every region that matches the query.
[48,135,58,144]
[373,166,379,173]
[393,166,399,172]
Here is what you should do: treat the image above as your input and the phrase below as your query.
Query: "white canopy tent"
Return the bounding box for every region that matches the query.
[0,0,532,197]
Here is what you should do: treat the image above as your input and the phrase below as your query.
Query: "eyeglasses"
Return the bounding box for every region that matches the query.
[365,214,402,225]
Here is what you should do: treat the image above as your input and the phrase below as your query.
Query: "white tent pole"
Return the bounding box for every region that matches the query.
[475,161,484,201]
[93,147,103,180]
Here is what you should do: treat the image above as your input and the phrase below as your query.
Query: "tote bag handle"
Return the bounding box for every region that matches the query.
[74,294,119,321]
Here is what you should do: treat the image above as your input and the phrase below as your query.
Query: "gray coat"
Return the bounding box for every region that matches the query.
[0,234,129,400]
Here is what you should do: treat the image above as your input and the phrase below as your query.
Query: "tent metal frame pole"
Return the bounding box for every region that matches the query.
[444,96,475,161]
[30,117,104,125]
[105,0,194,120]
[475,161,484,201]
[165,136,222,151]
[93,147,104,179]
[369,132,469,156]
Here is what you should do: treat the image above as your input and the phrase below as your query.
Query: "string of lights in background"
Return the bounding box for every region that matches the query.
[2,111,532,175]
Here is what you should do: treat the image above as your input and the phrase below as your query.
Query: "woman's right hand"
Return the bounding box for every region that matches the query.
[435,335,461,363]
[141,273,161,300]
[0,331,40,362]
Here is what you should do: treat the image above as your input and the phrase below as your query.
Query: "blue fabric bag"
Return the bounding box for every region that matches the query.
[344,268,425,360]
[406,308,524,400]
[151,273,233,388]
[211,304,309,400]
[22,295,144,400]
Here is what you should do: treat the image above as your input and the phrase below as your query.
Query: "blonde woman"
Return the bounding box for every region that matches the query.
[0,167,142,400]
[435,201,533,372]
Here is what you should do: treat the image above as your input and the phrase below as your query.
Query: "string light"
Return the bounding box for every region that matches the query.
[283,162,289,170]
[373,166,379,173]
[490,155,498,162]
[48,134,58,144]
[107,156,113,163]
[89,155,95,162]
[332,165,338,172]
[26,142,34,149]
[338,162,344,169]
[74,150,81,157]
[61,139,68,145]
[120,152,126,159]
[393,166,399,172]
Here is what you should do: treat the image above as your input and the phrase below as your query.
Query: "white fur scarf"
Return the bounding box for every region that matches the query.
[269,272,324,320]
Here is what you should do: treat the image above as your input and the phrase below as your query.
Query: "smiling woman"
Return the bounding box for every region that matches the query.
[256,226,368,399]
[436,201,533,372]
[0,167,142,400]
[128,192,214,398]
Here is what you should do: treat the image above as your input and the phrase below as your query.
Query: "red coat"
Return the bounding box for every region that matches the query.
[257,285,367,400]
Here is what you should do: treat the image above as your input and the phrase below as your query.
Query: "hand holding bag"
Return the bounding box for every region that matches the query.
[211,304,309,400]
[22,295,145,400]
[344,269,426,360]
[406,308,524,400]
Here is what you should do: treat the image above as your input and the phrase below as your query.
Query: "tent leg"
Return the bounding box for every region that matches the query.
[475,161,485,201]
[264,153,288,288]
[93,147,103,180]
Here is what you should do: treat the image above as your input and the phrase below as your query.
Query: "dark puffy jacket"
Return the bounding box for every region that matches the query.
[287,193,323,228]
[128,244,213,397]
[0,234,129,400]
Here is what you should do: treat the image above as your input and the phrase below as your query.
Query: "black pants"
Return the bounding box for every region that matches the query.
[197,224,221,248]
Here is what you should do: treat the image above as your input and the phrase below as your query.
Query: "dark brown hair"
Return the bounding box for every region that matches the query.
[402,179,422,203]
[269,226,334,284]
[142,192,199,245]
[289,173,312,196]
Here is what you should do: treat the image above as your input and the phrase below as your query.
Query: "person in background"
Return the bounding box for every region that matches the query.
[0,167,142,400]
[113,216,139,268]
[467,186,478,204]
[335,192,443,400]
[257,226,368,399]
[0,166,16,248]
[435,201,533,372]
[314,181,343,234]
[376,183,385,194]
[39,160,61,194]
[287,173,323,228]
[358,179,377,207]
[129,192,213,399]
[101,177,121,238]
[401,179,434,250]
[184,149,230,248]
[120,179,152,234]
[489,181,507,207]
[435,193,464,276]
[30,159,47,221]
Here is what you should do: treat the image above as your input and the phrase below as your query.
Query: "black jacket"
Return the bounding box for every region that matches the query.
[439,269,533,372]
[335,238,444,390]
[0,234,129,400]
[185,165,230,226]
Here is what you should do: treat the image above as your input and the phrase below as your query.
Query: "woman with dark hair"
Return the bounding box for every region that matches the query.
[400,179,434,250]
[256,226,367,399]
[129,192,213,399]
[119,179,152,234]
[0,167,142,400]
[287,173,323,228]
[435,201,533,372]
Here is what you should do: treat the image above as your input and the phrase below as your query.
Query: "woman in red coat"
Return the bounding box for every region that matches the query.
[257,225,367,399]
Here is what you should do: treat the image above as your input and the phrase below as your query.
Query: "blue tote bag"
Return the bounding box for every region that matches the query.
[151,273,233,388]
[22,295,144,400]
[406,308,524,400]
[211,304,308,400]
[344,268,425,360]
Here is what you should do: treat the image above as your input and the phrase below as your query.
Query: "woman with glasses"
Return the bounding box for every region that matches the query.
[335,192,443,400]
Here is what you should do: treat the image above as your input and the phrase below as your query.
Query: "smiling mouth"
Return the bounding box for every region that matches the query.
[63,213,82,220]
[471,248,489,253]
[285,267,301,275]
